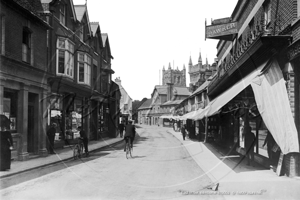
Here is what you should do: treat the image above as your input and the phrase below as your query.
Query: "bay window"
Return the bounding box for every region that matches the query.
[77,52,91,85]
[56,37,74,77]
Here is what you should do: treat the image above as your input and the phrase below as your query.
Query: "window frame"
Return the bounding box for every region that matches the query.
[56,37,74,78]
[22,27,31,63]
[77,52,91,86]
[59,4,66,25]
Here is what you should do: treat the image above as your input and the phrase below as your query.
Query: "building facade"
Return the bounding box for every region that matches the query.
[0,0,118,161]
[0,0,51,160]
[205,0,300,177]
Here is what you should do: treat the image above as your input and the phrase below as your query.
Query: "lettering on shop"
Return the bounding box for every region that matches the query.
[206,22,238,38]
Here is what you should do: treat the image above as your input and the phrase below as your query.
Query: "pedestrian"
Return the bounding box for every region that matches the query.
[124,120,136,151]
[181,124,186,140]
[119,122,125,138]
[78,126,89,156]
[244,126,256,166]
[262,130,275,161]
[177,120,181,132]
[0,115,13,171]
[47,123,57,154]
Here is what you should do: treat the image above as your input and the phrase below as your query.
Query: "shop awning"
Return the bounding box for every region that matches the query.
[205,59,270,117]
[190,106,210,120]
[181,110,200,120]
[159,115,172,119]
[251,58,299,154]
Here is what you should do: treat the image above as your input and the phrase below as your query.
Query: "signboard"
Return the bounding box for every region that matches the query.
[205,19,238,41]
[212,17,232,25]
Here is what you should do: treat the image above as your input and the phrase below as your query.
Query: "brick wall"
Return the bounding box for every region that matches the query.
[2,2,47,70]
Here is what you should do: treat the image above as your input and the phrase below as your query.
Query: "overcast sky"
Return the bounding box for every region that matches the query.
[73,0,238,101]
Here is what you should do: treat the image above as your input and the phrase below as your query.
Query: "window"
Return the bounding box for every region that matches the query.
[56,37,74,77]
[59,4,66,25]
[264,1,271,28]
[77,52,91,85]
[22,27,31,63]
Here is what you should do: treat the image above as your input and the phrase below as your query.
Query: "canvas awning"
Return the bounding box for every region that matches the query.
[205,59,270,117]
[191,59,269,121]
[181,110,200,120]
[251,58,299,154]
[191,106,211,120]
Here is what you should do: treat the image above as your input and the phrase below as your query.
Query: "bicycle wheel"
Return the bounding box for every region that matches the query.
[126,142,130,159]
[129,144,133,158]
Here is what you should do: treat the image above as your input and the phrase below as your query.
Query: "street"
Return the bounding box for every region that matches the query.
[0,125,219,200]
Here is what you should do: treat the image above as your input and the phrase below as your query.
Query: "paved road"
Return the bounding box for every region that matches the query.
[0,126,222,200]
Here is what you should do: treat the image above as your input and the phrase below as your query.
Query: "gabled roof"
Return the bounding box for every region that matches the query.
[74,4,91,36]
[10,0,51,28]
[74,4,85,21]
[161,99,183,106]
[175,87,191,96]
[90,22,99,36]
[101,33,113,59]
[41,0,77,22]
[138,99,152,110]
[191,80,209,96]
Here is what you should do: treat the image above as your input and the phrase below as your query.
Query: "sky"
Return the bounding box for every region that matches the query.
[73,0,239,101]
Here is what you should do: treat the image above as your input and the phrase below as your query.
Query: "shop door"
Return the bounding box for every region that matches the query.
[27,104,34,153]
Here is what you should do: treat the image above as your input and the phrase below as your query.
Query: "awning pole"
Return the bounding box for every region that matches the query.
[204,116,208,143]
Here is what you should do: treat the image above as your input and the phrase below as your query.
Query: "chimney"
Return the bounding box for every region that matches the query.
[115,77,121,85]
[167,83,174,101]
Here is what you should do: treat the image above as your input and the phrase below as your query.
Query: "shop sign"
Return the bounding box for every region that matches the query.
[206,21,238,40]
[212,17,232,25]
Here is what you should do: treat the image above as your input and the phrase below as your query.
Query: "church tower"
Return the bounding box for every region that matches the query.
[162,62,186,87]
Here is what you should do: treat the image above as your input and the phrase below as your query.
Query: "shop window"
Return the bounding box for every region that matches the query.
[59,4,66,25]
[56,37,74,77]
[4,89,18,132]
[22,27,31,63]
[77,52,91,85]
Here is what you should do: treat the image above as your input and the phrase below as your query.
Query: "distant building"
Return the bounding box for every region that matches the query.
[115,77,132,124]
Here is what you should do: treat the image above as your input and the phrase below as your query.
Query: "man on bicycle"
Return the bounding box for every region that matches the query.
[124,120,135,151]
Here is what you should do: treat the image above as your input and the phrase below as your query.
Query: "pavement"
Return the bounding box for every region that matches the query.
[1,125,300,199]
[0,136,124,179]
[166,126,300,200]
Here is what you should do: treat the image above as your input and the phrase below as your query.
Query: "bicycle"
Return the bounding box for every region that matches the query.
[125,136,133,159]
[73,138,84,160]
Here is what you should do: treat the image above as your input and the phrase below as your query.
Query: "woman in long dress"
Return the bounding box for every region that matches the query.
[0,115,13,171]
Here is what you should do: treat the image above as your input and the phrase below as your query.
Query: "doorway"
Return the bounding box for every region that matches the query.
[28,93,38,154]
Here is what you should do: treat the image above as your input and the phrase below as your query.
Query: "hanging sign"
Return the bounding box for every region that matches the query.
[205,18,238,41]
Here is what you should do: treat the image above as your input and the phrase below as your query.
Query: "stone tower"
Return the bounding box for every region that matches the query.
[162,62,186,87]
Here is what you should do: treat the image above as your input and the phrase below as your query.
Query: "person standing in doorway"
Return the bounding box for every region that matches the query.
[244,126,256,166]
[78,126,89,156]
[0,115,13,171]
[47,123,57,154]
[119,122,125,138]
